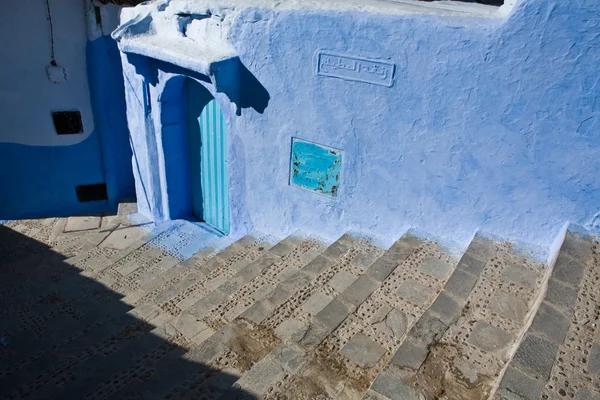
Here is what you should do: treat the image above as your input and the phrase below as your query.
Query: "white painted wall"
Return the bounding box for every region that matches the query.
[0,0,94,146]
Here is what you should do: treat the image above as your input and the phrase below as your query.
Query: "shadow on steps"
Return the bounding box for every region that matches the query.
[0,224,257,400]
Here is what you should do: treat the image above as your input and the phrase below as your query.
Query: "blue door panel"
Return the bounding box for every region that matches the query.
[186,80,230,234]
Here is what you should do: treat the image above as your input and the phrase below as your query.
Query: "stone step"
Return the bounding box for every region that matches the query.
[367,234,546,400]
[494,228,599,400]
[72,220,222,298]
[149,232,369,399]
[120,231,276,330]
[0,221,155,317]
[0,311,142,384]
[3,314,156,400]
[228,231,457,399]
[0,230,252,399]
[97,232,329,400]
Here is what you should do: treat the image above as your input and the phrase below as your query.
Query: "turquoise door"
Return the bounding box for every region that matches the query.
[185,80,230,234]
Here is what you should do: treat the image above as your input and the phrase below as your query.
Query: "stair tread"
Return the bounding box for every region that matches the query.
[369,234,546,400]
[495,229,599,400]
[5,215,589,400]
[232,232,457,399]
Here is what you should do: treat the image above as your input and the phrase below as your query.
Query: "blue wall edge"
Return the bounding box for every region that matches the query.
[87,35,136,207]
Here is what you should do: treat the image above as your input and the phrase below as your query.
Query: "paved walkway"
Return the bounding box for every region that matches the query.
[0,213,597,399]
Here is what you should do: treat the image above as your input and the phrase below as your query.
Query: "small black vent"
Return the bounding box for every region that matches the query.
[52,111,83,135]
[76,184,108,202]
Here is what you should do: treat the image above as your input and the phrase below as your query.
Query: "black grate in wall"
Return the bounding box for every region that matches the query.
[52,111,83,135]
[76,184,108,202]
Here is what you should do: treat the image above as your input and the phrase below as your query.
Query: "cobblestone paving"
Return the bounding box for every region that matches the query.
[3,216,589,400]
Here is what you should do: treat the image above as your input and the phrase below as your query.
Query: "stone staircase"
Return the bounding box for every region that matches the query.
[0,211,598,400]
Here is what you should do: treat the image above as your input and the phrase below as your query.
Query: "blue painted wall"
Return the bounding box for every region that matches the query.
[0,133,108,219]
[87,35,136,207]
[0,34,134,220]
[120,0,600,260]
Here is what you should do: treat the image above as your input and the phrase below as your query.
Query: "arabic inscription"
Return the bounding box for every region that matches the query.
[316,51,395,87]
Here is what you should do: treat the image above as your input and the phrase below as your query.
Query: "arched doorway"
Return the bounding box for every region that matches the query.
[185,78,230,234]
[160,77,230,234]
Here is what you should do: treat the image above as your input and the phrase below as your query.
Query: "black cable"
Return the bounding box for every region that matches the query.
[45,0,56,66]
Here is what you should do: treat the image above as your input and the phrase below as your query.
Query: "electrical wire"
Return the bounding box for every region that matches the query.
[45,0,57,66]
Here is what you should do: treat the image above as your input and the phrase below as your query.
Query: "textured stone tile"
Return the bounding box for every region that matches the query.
[562,231,592,262]
[190,326,215,345]
[429,291,462,325]
[177,288,210,312]
[351,251,380,270]
[303,255,331,277]
[340,275,380,307]
[300,320,331,347]
[277,265,301,282]
[529,301,570,344]
[369,304,393,325]
[253,283,276,301]
[240,287,291,324]
[321,237,352,259]
[64,216,102,232]
[456,253,486,276]
[498,366,545,400]
[213,242,244,262]
[268,240,295,257]
[370,373,421,400]
[384,309,408,340]
[409,311,447,345]
[315,299,352,330]
[420,257,453,278]
[588,345,600,376]
[545,278,578,314]
[129,303,161,321]
[579,388,600,400]
[116,259,143,276]
[341,333,386,368]
[553,252,586,287]
[117,202,137,216]
[398,233,424,248]
[468,236,495,261]
[272,343,308,374]
[280,271,312,292]
[100,225,147,250]
[154,272,203,304]
[444,269,478,300]
[396,279,436,306]
[382,240,415,264]
[367,257,398,282]
[467,321,513,354]
[391,339,428,370]
[488,291,529,322]
[328,270,357,292]
[301,292,332,315]
[185,336,228,364]
[502,263,539,290]
[299,247,322,264]
[169,313,209,338]
[513,334,558,380]
[275,319,309,343]
[235,357,285,396]
[363,389,391,400]
[187,290,227,318]
[121,288,146,306]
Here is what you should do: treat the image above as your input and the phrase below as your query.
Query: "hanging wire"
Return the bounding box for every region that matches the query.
[45,0,57,66]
